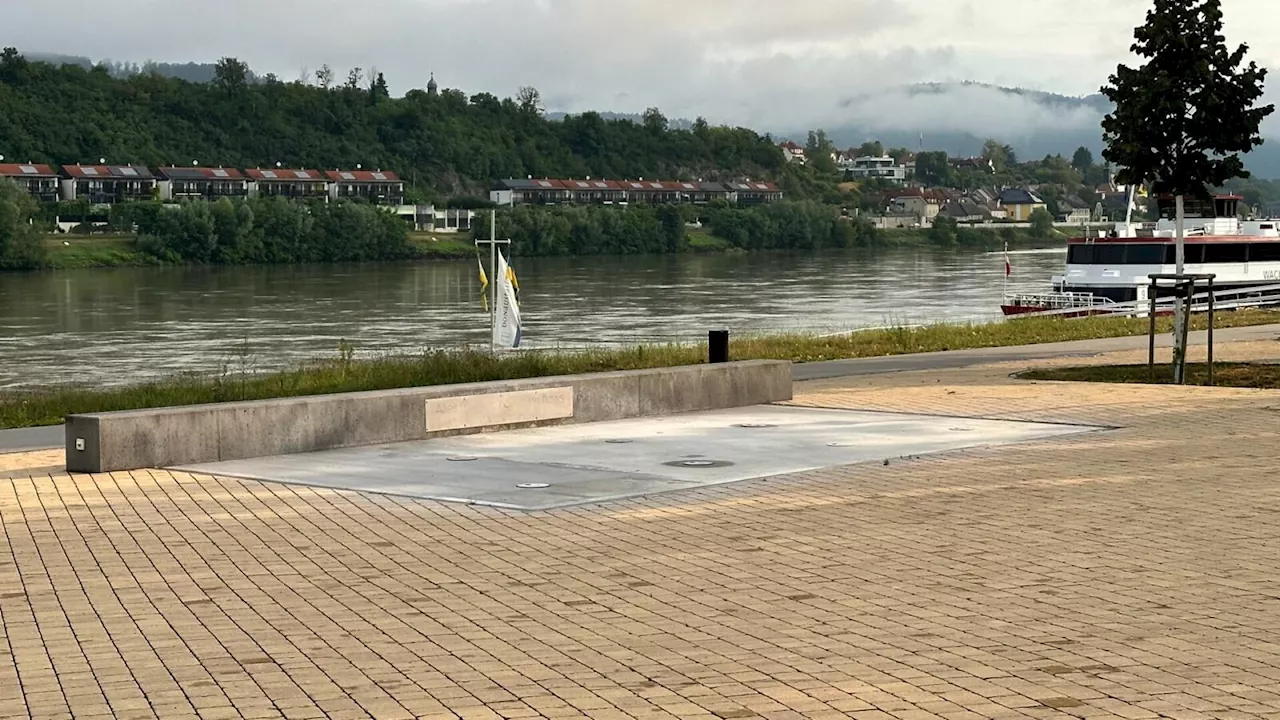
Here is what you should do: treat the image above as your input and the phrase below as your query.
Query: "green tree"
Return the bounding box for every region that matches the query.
[0,180,46,269]
[1034,154,1082,186]
[1029,207,1055,239]
[928,216,958,245]
[856,141,884,157]
[315,63,334,89]
[981,139,1009,172]
[369,72,390,102]
[657,205,685,253]
[642,107,668,134]
[213,57,250,94]
[1071,146,1094,173]
[1103,0,1272,212]
[1101,0,1273,380]
[805,129,838,174]
[915,151,951,186]
[516,86,542,115]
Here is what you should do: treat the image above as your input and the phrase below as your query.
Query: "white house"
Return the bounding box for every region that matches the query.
[779,141,806,164]
[846,156,908,184]
[393,205,477,232]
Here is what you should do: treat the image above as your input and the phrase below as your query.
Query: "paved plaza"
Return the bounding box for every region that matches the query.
[4,340,1280,719]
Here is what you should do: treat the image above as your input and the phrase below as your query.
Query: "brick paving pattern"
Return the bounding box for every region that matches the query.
[3,341,1280,719]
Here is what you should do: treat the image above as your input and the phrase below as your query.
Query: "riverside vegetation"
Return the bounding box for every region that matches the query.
[1,309,1275,429]
[8,188,1061,271]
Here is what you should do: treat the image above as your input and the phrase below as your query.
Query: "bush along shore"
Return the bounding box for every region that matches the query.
[1,309,1276,430]
[10,188,1070,271]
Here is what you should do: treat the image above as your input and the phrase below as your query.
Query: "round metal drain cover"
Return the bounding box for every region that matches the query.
[447,456,478,462]
[827,442,853,448]
[663,459,735,469]
[516,483,550,489]
[605,439,634,444]
[735,423,776,429]
[949,427,974,432]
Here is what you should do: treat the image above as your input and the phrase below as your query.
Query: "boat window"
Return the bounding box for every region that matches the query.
[1067,245,1094,264]
[1126,244,1165,264]
[1095,244,1127,265]
[1170,244,1207,264]
[1249,243,1280,262]
[1203,243,1248,263]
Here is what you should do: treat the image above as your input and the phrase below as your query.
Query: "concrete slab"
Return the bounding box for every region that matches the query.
[176,405,1101,510]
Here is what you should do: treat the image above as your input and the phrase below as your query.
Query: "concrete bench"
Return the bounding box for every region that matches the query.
[65,360,792,473]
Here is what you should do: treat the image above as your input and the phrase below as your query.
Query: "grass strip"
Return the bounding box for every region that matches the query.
[1020,362,1280,388]
[2,309,1278,429]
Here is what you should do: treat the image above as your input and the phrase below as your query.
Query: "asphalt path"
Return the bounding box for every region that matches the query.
[4,323,1278,454]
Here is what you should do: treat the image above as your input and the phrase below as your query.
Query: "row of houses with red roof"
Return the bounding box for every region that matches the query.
[0,163,405,206]
[489,178,783,207]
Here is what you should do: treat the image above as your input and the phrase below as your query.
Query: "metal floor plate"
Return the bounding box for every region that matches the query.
[175,405,1101,510]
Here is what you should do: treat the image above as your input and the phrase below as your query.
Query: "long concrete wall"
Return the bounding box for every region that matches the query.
[65,360,792,473]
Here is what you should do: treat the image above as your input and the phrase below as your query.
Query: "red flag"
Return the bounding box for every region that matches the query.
[1004,243,1012,277]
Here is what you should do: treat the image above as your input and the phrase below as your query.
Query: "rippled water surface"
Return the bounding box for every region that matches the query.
[0,245,1067,388]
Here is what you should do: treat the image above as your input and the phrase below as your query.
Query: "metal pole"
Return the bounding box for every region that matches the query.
[1172,194,1187,384]
[1174,280,1191,385]
[489,209,498,354]
[1148,278,1157,382]
[1207,277,1215,387]
[1002,240,1007,303]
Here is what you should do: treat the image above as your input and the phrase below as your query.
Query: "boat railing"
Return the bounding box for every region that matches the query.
[1015,281,1280,319]
[1006,292,1116,310]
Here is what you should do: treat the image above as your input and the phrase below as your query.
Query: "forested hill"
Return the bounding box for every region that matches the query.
[0,51,783,199]
[24,52,235,83]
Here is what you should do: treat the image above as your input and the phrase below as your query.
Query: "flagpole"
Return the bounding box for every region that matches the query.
[475,209,510,355]
[490,209,497,354]
[1003,240,1009,301]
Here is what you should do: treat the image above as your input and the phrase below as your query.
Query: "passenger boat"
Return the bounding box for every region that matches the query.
[1002,194,1280,316]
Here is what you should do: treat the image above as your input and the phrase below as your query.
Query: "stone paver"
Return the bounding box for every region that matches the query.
[4,341,1280,719]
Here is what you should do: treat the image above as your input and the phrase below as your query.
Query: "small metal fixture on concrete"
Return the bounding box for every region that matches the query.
[605,439,634,444]
[709,330,730,364]
[734,423,776,429]
[663,459,735,469]
[516,483,550,489]
[447,456,478,462]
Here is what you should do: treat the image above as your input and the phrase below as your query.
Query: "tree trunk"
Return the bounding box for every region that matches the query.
[1173,194,1187,384]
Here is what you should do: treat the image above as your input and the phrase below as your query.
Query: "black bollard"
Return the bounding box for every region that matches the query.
[708,330,729,364]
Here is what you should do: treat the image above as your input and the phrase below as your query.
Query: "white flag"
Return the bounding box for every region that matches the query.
[493,251,522,349]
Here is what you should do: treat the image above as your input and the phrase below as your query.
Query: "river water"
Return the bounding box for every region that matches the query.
[0,245,1066,388]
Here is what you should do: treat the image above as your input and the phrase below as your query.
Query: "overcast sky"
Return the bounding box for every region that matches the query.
[5,0,1278,136]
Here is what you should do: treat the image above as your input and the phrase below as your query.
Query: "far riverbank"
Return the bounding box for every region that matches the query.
[31,226,1068,271]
